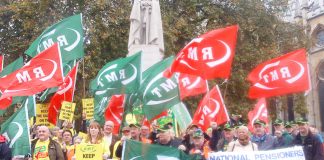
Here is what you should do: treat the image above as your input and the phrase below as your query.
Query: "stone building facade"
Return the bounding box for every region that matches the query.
[286,0,324,131]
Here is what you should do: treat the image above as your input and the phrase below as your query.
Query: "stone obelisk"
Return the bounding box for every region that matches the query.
[128,0,164,71]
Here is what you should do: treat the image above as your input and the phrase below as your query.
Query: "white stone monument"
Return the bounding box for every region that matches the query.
[128,0,164,71]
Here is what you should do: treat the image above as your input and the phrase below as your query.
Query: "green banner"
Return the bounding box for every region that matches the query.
[25,14,84,62]
[137,57,180,120]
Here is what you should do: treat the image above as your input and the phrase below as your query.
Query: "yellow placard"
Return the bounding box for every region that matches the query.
[59,101,76,121]
[125,114,137,125]
[77,132,87,140]
[82,98,94,120]
[75,144,103,160]
[36,103,52,126]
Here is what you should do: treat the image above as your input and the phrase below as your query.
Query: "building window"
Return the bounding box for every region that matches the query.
[317,30,324,47]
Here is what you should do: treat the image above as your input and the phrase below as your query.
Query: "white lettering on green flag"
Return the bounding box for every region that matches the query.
[25,14,84,62]
[138,56,180,120]
[90,52,141,96]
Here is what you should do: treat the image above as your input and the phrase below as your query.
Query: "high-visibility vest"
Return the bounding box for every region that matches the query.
[112,140,122,160]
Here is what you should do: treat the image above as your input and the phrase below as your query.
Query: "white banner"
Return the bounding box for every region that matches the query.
[208,146,305,160]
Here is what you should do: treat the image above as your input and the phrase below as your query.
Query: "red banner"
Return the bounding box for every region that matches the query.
[192,85,230,131]
[168,25,238,79]
[105,95,125,134]
[48,63,78,125]
[178,73,207,100]
[0,43,64,108]
[248,49,309,99]
[247,98,269,132]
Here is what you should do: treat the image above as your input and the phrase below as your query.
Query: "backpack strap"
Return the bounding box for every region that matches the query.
[231,142,236,151]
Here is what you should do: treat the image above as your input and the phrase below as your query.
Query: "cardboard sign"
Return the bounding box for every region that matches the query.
[82,98,94,119]
[59,101,75,121]
[36,103,52,126]
[75,144,103,160]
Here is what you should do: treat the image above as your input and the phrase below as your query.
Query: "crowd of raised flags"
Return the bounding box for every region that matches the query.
[0,12,322,160]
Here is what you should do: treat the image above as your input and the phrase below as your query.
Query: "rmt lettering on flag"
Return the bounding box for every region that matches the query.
[0,43,64,104]
[248,49,309,99]
[16,67,47,83]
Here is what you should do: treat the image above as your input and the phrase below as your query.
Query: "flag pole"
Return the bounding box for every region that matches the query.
[82,59,86,97]
[223,79,228,102]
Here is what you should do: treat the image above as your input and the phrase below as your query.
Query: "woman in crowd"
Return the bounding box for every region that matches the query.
[81,121,110,159]
[227,126,258,152]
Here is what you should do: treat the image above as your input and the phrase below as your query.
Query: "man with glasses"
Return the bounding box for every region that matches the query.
[103,120,119,159]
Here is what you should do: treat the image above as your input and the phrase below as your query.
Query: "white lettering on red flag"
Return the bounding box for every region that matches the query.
[167,25,238,80]
[0,43,64,109]
[248,49,309,99]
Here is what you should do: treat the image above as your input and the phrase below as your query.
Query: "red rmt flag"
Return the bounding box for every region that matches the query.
[105,95,125,134]
[0,43,64,108]
[192,85,230,131]
[167,25,238,80]
[247,98,269,132]
[142,110,168,128]
[248,49,310,99]
[178,73,208,100]
[48,63,78,125]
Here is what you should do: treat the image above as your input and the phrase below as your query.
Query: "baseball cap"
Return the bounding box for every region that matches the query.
[284,122,292,128]
[223,123,233,131]
[129,123,141,128]
[273,119,283,125]
[295,117,308,124]
[122,126,131,131]
[157,125,169,133]
[193,129,204,138]
[253,119,266,126]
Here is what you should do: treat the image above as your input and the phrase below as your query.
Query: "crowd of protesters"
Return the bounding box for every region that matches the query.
[1,114,324,160]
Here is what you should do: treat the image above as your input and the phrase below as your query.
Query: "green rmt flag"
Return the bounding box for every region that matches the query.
[122,140,200,160]
[22,95,36,119]
[90,52,141,97]
[93,95,110,125]
[137,56,180,120]
[0,104,31,157]
[25,14,84,62]
[0,57,24,77]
